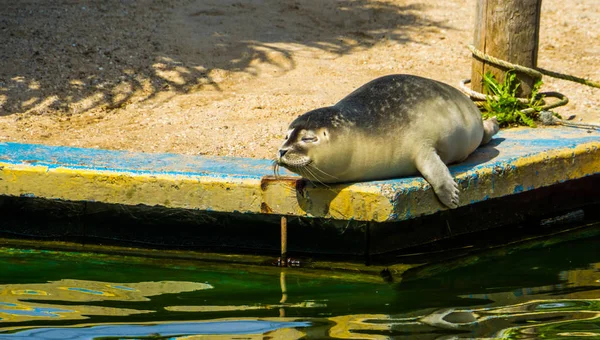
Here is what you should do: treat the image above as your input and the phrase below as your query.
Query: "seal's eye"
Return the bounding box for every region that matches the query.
[302,136,317,143]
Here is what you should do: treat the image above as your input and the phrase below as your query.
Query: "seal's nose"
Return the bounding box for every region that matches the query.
[279,149,288,158]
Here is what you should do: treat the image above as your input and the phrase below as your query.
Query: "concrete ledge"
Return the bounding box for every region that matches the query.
[0,127,599,223]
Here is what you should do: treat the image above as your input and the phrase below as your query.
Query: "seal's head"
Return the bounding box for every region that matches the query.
[275,107,346,182]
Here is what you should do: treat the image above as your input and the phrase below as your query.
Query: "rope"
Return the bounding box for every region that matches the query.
[459,78,569,112]
[467,45,600,88]
[540,111,600,130]
[459,78,530,103]
[462,45,600,129]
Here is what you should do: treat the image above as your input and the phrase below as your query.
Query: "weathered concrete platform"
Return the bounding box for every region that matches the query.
[0,127,598,223]
[1,126,600,257]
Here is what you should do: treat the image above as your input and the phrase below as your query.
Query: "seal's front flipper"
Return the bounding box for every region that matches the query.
[481,117,500,145]
[415,149,459,209]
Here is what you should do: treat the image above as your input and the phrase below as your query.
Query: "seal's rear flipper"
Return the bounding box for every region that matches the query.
[481,117,500,145]
[415,149,459,209]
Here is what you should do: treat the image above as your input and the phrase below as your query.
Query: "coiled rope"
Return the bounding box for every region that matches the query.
[460,44,600,129]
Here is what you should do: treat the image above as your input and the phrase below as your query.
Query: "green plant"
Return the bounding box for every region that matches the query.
[481,71,545,127]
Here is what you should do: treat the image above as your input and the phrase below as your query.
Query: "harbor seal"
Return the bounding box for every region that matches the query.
[275,74,499,209]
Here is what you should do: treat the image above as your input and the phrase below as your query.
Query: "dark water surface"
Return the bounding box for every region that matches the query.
[0,233,598,339]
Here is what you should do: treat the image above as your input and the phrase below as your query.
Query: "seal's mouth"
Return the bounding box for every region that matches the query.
[279,159,312,168]
[272,158,312,178]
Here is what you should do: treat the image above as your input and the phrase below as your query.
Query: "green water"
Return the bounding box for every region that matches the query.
[0,234,598,339]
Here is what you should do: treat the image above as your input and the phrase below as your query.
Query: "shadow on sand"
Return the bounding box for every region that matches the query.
[0,0,447,116]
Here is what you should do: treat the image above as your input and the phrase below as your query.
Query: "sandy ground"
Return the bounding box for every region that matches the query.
[0,0,598,159]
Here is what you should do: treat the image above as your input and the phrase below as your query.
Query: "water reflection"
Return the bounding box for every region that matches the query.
[1,320,311,339]
[0,233,598,339]
[0,279,212,322]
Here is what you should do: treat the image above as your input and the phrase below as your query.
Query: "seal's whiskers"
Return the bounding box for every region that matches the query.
[296,167,316,187]
[308,164,339,180]
[272,160,281,179]
[302,166,329,188]
[301,166,340,193]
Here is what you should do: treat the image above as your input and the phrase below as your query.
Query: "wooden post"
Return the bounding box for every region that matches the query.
[280,216,287,267]
[471,0,542,97]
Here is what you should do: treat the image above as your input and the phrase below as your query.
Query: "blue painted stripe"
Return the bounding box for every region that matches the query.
[0,142,291,179]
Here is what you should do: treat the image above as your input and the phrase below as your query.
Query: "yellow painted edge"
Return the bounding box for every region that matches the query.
[0,164,261,213]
